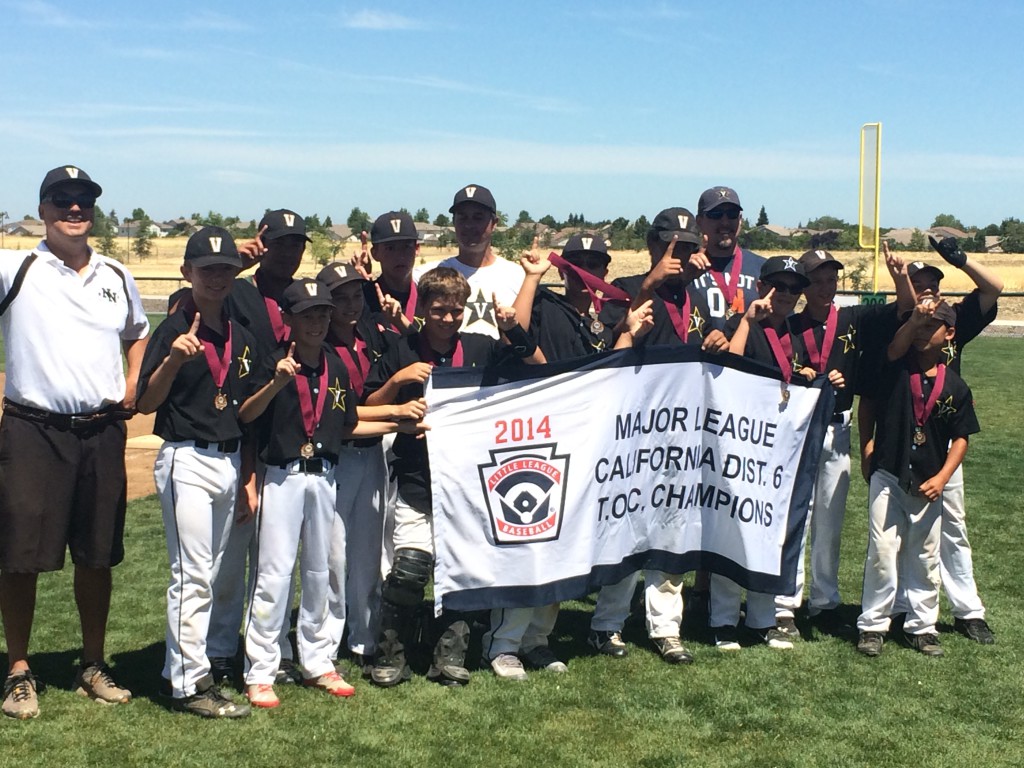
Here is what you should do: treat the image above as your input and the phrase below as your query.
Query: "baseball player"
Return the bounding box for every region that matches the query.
[364,210,420,334]
[208,209,311,686]
[588,209,730,665]
[861,238,1002,644]
[857,299,980,657]
[136,227,270,718]
[0,165,148,719]
[363,267,543,687]
[316,261,421,675]
[717,256,829,650]
[414,184,524,339]
[238,278,424,708]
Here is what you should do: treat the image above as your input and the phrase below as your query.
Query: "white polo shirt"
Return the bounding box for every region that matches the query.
[0,241,150,414]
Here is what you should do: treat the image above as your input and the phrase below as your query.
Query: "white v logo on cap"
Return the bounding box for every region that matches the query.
[283,213,296,227]
[335,265,347,277]
[209,237,222,253]
[65,167,79,179]
[581,237,593,250]
[390,218,402,233]
[465,186,477,198]
[718,189,729,198]
[677,215,690,229]
[815,250,827,259]
[913,261,924,269]
[305,283,318,296]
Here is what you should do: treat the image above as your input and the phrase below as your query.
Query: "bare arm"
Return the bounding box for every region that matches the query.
[919,436,969,501]
[121,335,149,412]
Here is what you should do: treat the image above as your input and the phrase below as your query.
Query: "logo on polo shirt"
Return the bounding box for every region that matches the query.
[328,378,347,411]
[99,287,119,303]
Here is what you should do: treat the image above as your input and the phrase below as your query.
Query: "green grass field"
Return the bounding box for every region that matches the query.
[0,339,1022,767]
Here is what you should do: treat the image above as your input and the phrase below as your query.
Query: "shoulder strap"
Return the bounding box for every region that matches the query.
[0,254,39,316]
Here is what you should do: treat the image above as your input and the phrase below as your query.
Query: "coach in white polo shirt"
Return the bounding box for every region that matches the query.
[0,165,149,720]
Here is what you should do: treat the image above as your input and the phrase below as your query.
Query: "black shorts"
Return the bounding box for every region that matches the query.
[0,414,127,573]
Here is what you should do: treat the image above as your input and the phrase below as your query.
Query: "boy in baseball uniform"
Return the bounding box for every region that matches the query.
[136,227,269,718]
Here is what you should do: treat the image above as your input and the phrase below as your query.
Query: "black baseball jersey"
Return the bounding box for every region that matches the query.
[139,308,270,443]
[599,274,696,349]
[723,313,793,371]
[256,344,358,465]
[941,289,997,374]
[871,362,980,492]
[685,248,766,333]
[225,272,287,357]
[788,303,894,414]
[331,319,398,448]
[363,331,527,513]
[530,287,613,360]
[362,278,419,334]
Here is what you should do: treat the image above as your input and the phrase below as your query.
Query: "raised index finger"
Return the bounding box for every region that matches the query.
[190,312,202,335]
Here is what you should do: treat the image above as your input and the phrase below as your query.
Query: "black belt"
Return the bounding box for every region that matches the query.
[2,398,130,432]
[193,438,240,453]
[277,458,328,473]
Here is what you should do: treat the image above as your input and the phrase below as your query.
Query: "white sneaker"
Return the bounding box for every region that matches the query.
[486,653,528,681]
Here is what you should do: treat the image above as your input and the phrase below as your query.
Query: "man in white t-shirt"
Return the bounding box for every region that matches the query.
[414,184,523,339]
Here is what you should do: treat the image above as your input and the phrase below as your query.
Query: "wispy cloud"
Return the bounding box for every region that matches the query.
[586,2,690,23]
[12,0,105,29]
[341,9,425,30]
[113,47,180,61]
[181,9,251,32]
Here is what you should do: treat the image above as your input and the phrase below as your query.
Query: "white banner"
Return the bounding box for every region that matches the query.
[426,347,833,613]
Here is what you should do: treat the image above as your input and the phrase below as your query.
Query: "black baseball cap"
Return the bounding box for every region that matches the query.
[799,249,845,273]
[908,261,945,282]
[562,232,611,262]
[280,278,335,314]
[449,184,497,214]
[697,186,742,214]
[184,226,242,268]
[317,261,367,291]
[258,209,312,242]
[371,211,420,244]
[760,255,810,287]
[39,165,102,201]
[649,207,702,245]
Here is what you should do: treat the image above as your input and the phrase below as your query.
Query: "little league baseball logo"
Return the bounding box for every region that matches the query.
[478,444,569,545]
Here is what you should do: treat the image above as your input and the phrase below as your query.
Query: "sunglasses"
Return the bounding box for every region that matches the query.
[44,193,96,210]
[767,281,804,296]
[703,208,741,220]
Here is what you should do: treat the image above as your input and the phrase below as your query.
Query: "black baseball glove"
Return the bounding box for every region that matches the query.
[928,235,967,269]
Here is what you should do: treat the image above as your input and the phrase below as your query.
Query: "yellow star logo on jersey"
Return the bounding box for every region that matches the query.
[791,353,803,373]
[943,340,958,366]
[237,345,252,378]
[935,395,957,420]
[688,306,706,336]
[838,325,857,353]
[328,377,347,411]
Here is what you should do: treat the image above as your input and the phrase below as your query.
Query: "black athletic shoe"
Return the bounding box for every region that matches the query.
[857,631,884,657]
[208,656,234,687]
[905,632,944,657]
[427,620,470,686]
[174,676,250,719]
[954,618,995,645]
[587,630,628,658]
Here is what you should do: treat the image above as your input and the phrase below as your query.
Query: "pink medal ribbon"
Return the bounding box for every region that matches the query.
[403,281,418,323]
[909,364,946,445]
[195,311,232,408]
[335,337,369,398]
[418,334,463,368]
[547,253,631,313]
[801,305,838,374]
[659,288,691,344]
[254,272,288,344]
[294,351,330,448]
[708,246,745,316]
[762,321,795,383]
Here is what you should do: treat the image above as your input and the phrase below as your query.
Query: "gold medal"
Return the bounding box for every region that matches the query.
[913,428,926,446]
[300,441,315,459]
[590,317,605,335]
[780,383,790,404]
[214,392,228,411]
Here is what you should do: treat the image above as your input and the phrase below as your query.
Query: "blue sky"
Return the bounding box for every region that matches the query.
[3,0,1023,230]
